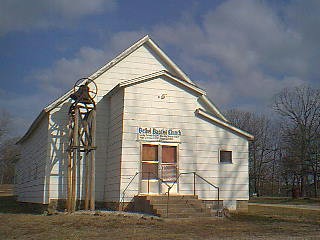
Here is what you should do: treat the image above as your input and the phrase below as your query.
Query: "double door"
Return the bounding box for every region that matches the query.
[140,144,178,194]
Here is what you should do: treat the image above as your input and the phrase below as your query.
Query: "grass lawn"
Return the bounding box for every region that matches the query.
[0,196,319,240]
[250,197,320,206]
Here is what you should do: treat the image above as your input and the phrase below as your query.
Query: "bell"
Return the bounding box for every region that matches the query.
[70,84,93,104]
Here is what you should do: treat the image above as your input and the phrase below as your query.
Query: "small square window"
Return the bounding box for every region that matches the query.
[220,150,232,163]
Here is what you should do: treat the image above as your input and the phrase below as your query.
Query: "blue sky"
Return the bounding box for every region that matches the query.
[0,0,319,136]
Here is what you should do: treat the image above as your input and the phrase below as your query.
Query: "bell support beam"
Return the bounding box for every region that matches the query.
[66,78,97,213]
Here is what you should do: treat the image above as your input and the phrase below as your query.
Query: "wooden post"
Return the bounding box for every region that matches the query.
[84,152,90,210]
[67,150,72,212]
[89,110,96,211]
[71,151,77,212]
[71,107,79,212]
[193,172,196,196]
[84,120,90,210]
[67,116,75,213]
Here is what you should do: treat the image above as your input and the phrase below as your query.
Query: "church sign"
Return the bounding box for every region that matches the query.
[137,127,181,143]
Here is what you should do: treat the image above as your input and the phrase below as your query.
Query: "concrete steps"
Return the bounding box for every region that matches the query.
[133,195,216,218]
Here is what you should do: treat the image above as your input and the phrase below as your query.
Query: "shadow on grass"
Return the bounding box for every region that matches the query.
[0,196,44,214]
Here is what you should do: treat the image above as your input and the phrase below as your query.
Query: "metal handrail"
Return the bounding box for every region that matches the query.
[120,171,220,217]
[165,172,220,217]
[120,171,171,211]
[194,172,220,211]
[120,172,139,211]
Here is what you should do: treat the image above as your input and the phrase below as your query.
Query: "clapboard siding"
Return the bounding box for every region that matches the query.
[93,45,173,99]
[42,44,173,203]
[99,45,174,202]
[15,115,49,203]
[94,96,109,201]
[46,101,70,202]
[120,76,249,202]
[104,89,124,202]
[17,38,249,209]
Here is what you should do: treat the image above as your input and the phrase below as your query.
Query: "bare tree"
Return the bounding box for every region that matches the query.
[0,109,20,184]
[225,110,276,196]
[0,138,20,184]
[273,85,320,197]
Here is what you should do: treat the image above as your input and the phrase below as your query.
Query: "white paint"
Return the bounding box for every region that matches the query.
[119,76,249,202]
[16,36,250,210]
[15,114,49,203]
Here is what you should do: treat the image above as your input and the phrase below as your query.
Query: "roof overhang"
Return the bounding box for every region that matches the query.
[107,70,206,97]
[195,108,254,141]
[41,35,201,113]
[88,35,194,84]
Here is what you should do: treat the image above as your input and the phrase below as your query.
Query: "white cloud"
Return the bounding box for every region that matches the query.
[4,30,146,135]
[33,46,107,96]
[32,30,146,96]
[0,88,50,136]
[152,0,316,111]
[107,31,147,51]
[4,0,320,135]
[0,0,117,35]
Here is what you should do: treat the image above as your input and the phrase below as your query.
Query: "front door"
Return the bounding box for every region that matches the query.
[160,145,178,194]
[140,144,178,194]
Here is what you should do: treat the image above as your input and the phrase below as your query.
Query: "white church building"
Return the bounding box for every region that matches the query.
[15,36,253,213]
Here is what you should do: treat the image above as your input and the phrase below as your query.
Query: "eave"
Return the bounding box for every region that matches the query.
[107,70,206,97]
[195,108,254,141]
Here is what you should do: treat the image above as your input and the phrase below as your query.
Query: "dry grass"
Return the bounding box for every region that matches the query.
[0,196,319,240]
[250,197,320,206]
[249,204,320,223]
[0,212,319,240]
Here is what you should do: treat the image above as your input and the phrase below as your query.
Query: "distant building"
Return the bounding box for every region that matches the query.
[15,36,253,211]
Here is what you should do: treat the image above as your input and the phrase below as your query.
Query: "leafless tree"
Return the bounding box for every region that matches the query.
[225,110,276,196]
[273,85,320,197]
[0,138,20,184]
[0,109,20,184]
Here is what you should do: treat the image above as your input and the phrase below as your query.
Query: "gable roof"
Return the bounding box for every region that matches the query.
[107,70,206,97]
[18,35,228,143]
[195,108,254,140]
[90,35,194,84]
[43,35,194,114]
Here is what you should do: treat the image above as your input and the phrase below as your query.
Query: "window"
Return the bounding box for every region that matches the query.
[142,144,158,180]
[162,146,177,164]
[220,150,232,163]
